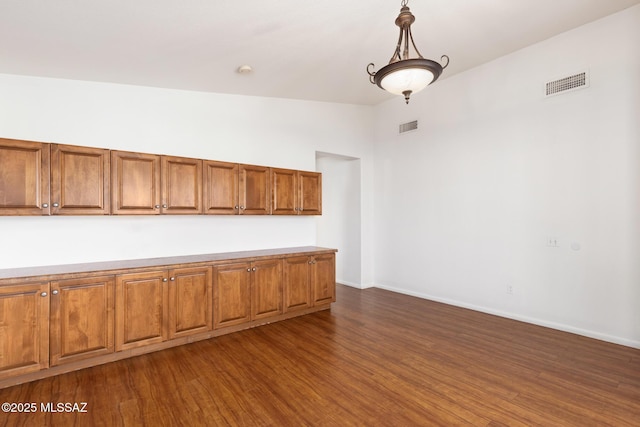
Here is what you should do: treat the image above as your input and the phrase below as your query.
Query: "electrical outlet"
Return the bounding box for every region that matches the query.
[506,284,514,294]
[547,237,559,247]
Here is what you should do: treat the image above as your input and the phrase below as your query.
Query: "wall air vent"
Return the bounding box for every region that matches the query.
[399,120,418,134]
[545,71,589,97]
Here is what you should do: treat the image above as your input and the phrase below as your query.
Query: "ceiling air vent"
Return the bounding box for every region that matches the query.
[545,71,589,97]
[399,120,418,134]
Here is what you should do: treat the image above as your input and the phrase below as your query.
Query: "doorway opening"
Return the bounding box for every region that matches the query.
[316,152,362,288]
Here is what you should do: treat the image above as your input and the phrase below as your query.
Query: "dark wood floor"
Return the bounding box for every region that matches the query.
[1,285,639,426]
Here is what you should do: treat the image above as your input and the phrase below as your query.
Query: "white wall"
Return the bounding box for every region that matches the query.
[0,75,375,268]
[373,5,640,348]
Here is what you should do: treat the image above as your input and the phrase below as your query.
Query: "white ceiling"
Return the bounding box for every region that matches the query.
[1,0,638,105]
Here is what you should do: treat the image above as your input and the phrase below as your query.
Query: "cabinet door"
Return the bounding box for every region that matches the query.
[271,168,298,215]
[111,150,161,215]
[50,144,110,215]
[115,271,168,351]
[283,256,312,313]
[0,282,49,379]
[299,171,322,215]
[239,164,271,215]
[0,138,50,215]
[251,259,283,320]
[311,253,336,305]
[168,266,212,339]
[203,160,239,214]
[161,155,203,214]
[213,262,251,329]
[50,276,114,366]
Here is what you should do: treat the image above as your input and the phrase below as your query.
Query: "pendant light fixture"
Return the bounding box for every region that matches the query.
[367,0,449,104]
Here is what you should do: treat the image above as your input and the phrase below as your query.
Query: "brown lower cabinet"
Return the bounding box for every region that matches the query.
[115,270,169,351]
[283,256,313,312]
[283,253,336,312]
[169,266,213,339]
[0,247,335,388]
[0,277,116,379]
[50,276,115,366]
[213,258,282,329]
[116,266,213,351]
[311,253,337,305]
[0,282,49,380]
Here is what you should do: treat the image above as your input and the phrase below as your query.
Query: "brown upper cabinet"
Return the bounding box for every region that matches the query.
[299,171,322,215]
[1,138,320,216]
[161,155,203,215]
[111,150,161,215]
[0,138,50,215]
[204,161,271,215]
[240,164,271,215]
[111,151,202,215]
[271,168,322,215]
[0,139,109,216]
[203,160,239,214]
[51,144,110,215]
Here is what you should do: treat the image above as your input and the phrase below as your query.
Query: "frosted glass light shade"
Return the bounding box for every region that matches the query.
[380,68,434,95]
[369,58,445,103]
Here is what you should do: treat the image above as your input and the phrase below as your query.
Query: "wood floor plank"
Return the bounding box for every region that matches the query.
[1,285,640,426]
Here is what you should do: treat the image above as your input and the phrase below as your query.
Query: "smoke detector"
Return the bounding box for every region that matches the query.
[237,65,253,74]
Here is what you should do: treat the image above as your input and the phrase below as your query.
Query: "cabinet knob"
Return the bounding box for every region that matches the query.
[162,204,168,208]
[154,205,161,209]
[42,203,49,208]
[52,203,59,208]
[235,205,239,210]
[308,260,312,264]
[163,278,168,282]
[252,267,256,271]
[170,277,175,281]
[240,206,245,210]
[40,292,48,297]
[52,290,59,295]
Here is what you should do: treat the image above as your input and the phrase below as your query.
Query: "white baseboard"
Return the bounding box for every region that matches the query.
[337,280,377,289]
[336,280,362,289]
[373,284,640,350]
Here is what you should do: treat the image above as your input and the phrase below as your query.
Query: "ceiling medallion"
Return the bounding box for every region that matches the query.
[367,0,449,104]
